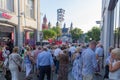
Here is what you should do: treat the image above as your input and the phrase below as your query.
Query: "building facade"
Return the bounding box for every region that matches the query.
[101,0,120,57]
[0,0,40,47]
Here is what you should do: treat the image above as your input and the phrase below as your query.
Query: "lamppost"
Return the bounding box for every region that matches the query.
[36,0,40,42]
[17,0,23,47]
[96,20,101,42]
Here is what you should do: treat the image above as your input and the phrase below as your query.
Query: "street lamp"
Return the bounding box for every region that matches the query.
[96,21,101,24]
[17,0,23,47]
[89,38,92,41]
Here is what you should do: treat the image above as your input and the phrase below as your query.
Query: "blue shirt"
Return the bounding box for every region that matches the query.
[82,48,97,76]
[24,55,31,64]
[37,51,54,68]
[106,54,111,65]
[95,47,104,57]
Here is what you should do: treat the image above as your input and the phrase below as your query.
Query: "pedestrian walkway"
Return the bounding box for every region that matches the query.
[0,71,74,80]
[0,67,105,80]
[0,71,105,80]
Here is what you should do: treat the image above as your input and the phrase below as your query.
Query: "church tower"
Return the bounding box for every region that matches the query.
[42,15,48,30]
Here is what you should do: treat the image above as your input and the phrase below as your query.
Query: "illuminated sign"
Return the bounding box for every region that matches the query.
[0,12,12,19]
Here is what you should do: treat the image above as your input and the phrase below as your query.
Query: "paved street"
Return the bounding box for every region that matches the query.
[0,71,74,80]
[0,70,104,80]
[0,64,104,80]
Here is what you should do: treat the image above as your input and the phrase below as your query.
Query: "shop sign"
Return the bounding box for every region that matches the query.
[0,11,12,19]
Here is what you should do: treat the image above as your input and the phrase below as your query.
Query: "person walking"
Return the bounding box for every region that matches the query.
[24,46,34,80]
[57,50,69,80]
[37,46,54,80]
[9,47,22,80]
[82,41,98,80]
[72,47,83,80]
[69,44,76,62]
[53,45,61,74]
[104,47,114,79]
[95,43,104,74]
[2,46,11,80]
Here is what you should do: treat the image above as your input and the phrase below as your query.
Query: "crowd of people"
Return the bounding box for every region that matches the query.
[0,40,120,80]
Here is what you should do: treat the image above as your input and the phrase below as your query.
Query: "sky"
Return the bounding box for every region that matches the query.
[40,0,102,33]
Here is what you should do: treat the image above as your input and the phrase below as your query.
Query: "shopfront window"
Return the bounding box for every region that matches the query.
[26,0,35,19]
[114,0,120,48]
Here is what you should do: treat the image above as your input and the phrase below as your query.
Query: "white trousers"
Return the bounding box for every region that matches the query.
[10,67,19,80]
[83,74,94,80]
[25,63,32,77]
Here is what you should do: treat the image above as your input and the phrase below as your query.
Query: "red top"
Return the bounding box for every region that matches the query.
[0,51,4,61]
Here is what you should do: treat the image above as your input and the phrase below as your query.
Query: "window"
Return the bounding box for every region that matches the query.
[0,0,14,12]
[113,0,120,48]
[0,0,4,9]
[26,0,34,19]
[0,0,2,8]
[6,0,14,12]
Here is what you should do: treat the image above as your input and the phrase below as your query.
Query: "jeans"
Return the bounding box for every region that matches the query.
[54,59,59,74]
[104,65,109,78]
[39,65,51,80]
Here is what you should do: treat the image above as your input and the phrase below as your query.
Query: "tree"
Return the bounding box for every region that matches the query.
[86,26,100,42]
[70,28,83,41]
[51,26,62,38]
[43,29,57,40]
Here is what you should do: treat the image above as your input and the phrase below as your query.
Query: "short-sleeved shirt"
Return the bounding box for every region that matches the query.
[82,48,97,76]
[37,51,54,68]
[95,47,104,57]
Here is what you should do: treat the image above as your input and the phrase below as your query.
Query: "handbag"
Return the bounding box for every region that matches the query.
[18,65,21,72]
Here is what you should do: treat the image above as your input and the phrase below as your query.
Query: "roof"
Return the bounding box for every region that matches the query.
[62,27,68,33]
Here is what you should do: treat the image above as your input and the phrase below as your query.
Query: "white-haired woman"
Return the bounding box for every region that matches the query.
[109,48,120,80]
[9,47,22,80]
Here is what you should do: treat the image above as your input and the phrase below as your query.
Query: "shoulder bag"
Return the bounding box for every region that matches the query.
[12,56,21,72]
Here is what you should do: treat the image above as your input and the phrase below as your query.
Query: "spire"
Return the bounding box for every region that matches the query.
[70,22,73,30]
[48,22,51,29]
[43,14,47,24]
[63,23,66,28]
[56,21,59,27]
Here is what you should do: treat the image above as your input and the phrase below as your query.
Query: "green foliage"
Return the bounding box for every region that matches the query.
[86,26,100,42]
[114,27,120,34]
[84,34,89,43]
[30,32,34,38]
[70,28,83,40]
[43,29,57,40]
[51,26,62,37]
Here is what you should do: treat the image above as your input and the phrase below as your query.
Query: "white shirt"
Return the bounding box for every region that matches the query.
[109,60,120,80]
[69,46,76,54]
[54,48,61,57]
